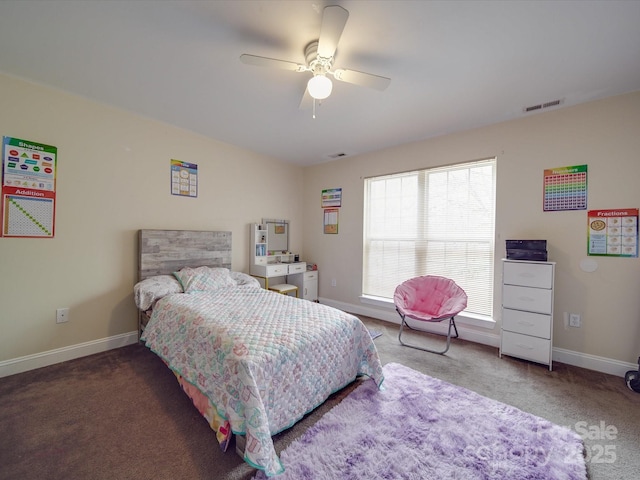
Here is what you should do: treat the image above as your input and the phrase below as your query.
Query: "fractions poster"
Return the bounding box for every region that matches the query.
[588,208,638,257]
[1,136,57,238]
[543,164,587,211]
[171,159,197,197]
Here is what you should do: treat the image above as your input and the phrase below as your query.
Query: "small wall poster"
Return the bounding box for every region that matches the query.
[587,208,638,257]
[171,159,197,197]
[324,208,339,234]
[543,164,587,212]
[321,188,342,207]
[1,136,57,238]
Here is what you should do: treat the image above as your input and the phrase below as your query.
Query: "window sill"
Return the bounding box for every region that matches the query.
[359,294,496,329]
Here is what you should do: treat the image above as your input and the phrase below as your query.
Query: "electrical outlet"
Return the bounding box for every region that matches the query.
[331,278,337,287]
[56,307,69,324]
[569,313,581,328]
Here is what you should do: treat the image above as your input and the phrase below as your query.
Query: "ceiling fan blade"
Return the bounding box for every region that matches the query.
[240,54,305,72]
[317,5,349,59]
[333,69,391,91]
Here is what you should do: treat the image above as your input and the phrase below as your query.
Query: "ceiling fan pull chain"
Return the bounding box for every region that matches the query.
[313,98,316,119]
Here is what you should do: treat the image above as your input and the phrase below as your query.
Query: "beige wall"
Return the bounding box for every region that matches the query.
[302,91,640,365]
[0,74,304,361]
[2,71,639,372]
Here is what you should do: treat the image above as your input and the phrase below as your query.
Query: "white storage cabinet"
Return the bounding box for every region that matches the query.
[500,259,555,371]
[288,270,319,302]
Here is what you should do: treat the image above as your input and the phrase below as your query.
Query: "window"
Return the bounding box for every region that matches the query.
[363,158,496,316]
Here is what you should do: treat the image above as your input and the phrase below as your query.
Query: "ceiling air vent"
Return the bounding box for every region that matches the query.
[523,98,564,113]
[328,152,348,159]
[542,99,562,108]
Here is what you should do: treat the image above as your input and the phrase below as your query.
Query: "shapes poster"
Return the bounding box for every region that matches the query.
[1,136,57,238]
[588,208,638,257]
[543,165,587,211]
[171,159,197,197]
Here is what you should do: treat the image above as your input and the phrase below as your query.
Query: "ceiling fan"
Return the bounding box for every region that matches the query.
[240,5,391,112]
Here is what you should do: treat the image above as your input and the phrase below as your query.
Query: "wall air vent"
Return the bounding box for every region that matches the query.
[523,98,564,113]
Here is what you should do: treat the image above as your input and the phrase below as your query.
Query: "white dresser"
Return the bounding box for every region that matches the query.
[500,259,555,371]
[288,270,319,302]
[249,223,305,289]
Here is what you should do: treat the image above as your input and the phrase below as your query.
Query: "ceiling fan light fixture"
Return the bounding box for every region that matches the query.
[307,74,333,100]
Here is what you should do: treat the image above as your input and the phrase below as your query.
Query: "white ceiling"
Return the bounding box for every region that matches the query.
[1,0,639,166]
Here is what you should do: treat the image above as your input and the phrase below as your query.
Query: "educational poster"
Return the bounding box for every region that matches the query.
[171,159,197,197]
[543,164,587,211]
[321,188,342,207]
[588,208,638,257]
[324,208,339,234]
[1,136,57,238]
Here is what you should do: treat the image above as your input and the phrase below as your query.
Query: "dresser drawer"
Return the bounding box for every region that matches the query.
[503,285,552,314]
[304,271,318,281]
[501,331,551,365]
[503,262,553,289]
[265,264,288,276]
[502,308,551,339]
[287,262,306,274]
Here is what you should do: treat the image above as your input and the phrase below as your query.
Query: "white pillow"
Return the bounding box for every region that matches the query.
[230,271,261,288]
[173,266,237,293]
[134,275,183,310]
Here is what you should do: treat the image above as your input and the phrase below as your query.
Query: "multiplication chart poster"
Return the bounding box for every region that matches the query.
[588,208,638,257]
[543,164,587,211]
[1,136,57,238]
[171,159,197,197]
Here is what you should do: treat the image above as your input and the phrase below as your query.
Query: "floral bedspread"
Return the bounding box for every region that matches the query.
[141,285,384,476]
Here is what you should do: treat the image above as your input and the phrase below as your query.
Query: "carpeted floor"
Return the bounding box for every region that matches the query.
[1,315,639,480]
[367,328,383,340]
[253,362,587,479]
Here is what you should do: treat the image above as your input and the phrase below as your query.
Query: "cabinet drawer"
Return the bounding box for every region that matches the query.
[502,308,551,339]
[287,262,306,274]
[304,271,318,281]
[501,331,551,365]
[503,262,553,288]
[265,264,288,276]
[503,285,552,314]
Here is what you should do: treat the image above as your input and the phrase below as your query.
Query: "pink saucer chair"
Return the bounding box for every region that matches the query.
[394,275,468,354]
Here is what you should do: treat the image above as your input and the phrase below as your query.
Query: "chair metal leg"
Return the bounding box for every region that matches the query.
[397,310,459,355]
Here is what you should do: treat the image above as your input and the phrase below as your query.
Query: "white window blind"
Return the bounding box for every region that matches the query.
[363,158,496,316]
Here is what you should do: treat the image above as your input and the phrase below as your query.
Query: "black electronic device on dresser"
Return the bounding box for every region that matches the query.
[506,239,547,262]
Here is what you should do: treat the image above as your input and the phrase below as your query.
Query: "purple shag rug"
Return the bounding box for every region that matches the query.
[253,362,586,479]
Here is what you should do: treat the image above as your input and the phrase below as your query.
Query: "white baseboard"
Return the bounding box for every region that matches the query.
[321,297,501,348]
[0,331,139,378]
[320,297,637,378]
[3,306,637,381]
[552,347,637,378]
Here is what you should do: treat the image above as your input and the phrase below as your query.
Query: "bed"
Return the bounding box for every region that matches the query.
[134,229,384,477]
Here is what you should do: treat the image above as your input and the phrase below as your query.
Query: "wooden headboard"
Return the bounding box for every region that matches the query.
[138,229,232,280]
